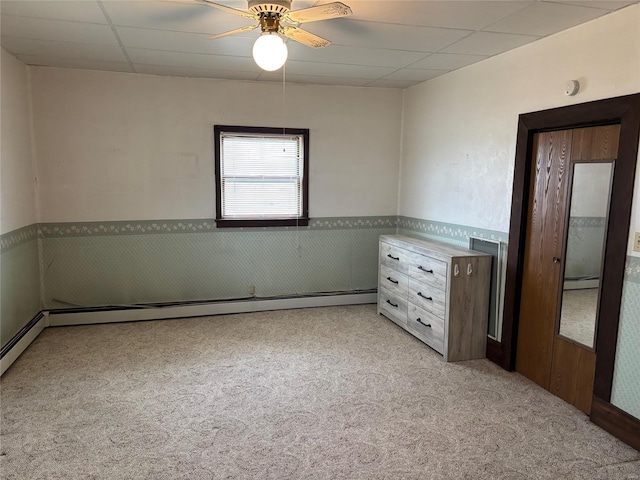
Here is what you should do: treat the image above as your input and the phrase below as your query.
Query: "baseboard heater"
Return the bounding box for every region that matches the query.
[49,290,377,326]
[1,312,48,376]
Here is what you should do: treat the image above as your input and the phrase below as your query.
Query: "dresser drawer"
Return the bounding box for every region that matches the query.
[408,253,447,290]
[379,287,408,328]
[379,264,409,298]
[407,304,445,353]
[408,278,446,318]
[379,242,410,274]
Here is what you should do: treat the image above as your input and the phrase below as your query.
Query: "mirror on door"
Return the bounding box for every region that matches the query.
[557,162,613,349]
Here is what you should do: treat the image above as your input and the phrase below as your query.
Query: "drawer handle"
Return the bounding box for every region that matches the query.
[386,276,399,284]
[417,292,432,301]
[418,266,434,274]
[386,299,398,308]
[387,254,400,261]
[416,318,432,328]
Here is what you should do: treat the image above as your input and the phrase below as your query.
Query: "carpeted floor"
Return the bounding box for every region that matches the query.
[1,304,638,479]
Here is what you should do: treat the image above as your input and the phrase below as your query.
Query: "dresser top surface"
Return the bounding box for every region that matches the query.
[380,234,491,261]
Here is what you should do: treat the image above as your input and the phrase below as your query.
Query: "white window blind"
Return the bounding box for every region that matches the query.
[220,132,304,219]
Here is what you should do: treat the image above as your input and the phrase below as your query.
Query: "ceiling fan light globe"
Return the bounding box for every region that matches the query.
[253,33,288,71]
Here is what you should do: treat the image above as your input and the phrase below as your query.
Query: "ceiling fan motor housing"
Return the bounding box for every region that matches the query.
[248,0,292,16]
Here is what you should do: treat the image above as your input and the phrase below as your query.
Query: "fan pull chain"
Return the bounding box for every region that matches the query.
[281,64,302,257]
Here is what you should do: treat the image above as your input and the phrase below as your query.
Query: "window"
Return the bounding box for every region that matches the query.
[214,125,309,227]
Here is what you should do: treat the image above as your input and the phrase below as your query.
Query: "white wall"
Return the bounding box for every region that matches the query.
[1,49,38,233]
[399,5,640,254]
[1,50,42,347]
[30,68,403,222]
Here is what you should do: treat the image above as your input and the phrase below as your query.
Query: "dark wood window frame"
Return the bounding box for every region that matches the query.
[492,93,640,451]
[214,125,310,228]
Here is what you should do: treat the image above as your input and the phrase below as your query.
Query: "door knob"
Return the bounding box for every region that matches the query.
[553,257,561,264]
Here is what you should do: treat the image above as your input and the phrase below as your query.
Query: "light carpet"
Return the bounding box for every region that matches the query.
[1,304,638,479]
[559,288,598,347]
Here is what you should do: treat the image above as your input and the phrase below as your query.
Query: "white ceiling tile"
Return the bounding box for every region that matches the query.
[410,53,488,70]
[102,0,252,35]
[1,36,127,62]
[484,2,608,36]
[0,15,119,45]
[441,31,539,56]
[1,0,630,87]
[0,1,107,24]
[134,63,260,81]
[116,26,255,57]
[306,19,472,52]
[366,79,417,89]
[258,72,370,86]
[16,54,132,73]
[347,1,534,30]
[127,47,261,72]
[381,68,447,82]
[546,1,637,10]
[285,42,427,68]
[281,60,395,79]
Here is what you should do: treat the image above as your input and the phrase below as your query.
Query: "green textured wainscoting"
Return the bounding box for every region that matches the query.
[397,216,508,248]
[397,216,509,340]
[565,217,606,279]
[40,218,396,309]
[611,257,640,420]
[0,225,42,348]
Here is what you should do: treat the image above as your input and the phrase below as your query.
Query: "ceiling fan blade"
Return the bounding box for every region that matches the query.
[280,26,331,48]
[198,0,257,20]
[283,2,352,24]
[208,24,259,40]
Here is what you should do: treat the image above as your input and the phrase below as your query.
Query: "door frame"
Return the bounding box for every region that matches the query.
[490,93,640,449]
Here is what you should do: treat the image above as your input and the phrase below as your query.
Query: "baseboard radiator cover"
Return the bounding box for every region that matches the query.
[48,290,378,327]
[1,312,48,376]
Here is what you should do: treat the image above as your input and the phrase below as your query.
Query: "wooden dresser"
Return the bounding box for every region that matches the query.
[378,234,491,362]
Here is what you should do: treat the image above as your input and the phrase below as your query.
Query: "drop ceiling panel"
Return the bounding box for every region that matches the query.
[17,54,132,73]
[1,0,637,88]
[116,26,255,57]
[347,1,534,30]
[135,63,260,81]
[127,47,260,72]
[285,42,427,68]
[0,15,119,46]
[442,31,539,56]
[485,2,607,36]
[380,68,447,82]
[257,72,370,86]
[553,1,635,10]
[281,60,395,79]
[0,0,108,24]
[307,20,472,52]
[1,36,127,62]
[366,79,419,89]
[411,53,488,70]
[102,0,252,35]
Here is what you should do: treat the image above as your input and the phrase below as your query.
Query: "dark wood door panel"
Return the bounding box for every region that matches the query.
[516,130,572,388]
[570,125,620,162]
[549,336,596,414]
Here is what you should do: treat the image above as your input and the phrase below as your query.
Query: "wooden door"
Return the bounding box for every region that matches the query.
[516,125,620,414]
[516,129,572,388]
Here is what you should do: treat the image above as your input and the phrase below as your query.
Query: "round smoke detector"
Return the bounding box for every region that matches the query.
[248,0,292,15]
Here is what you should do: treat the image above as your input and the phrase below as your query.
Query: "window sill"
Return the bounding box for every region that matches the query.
[215,218,310,228]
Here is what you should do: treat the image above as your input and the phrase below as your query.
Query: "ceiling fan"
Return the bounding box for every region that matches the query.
[198,0,353,70]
